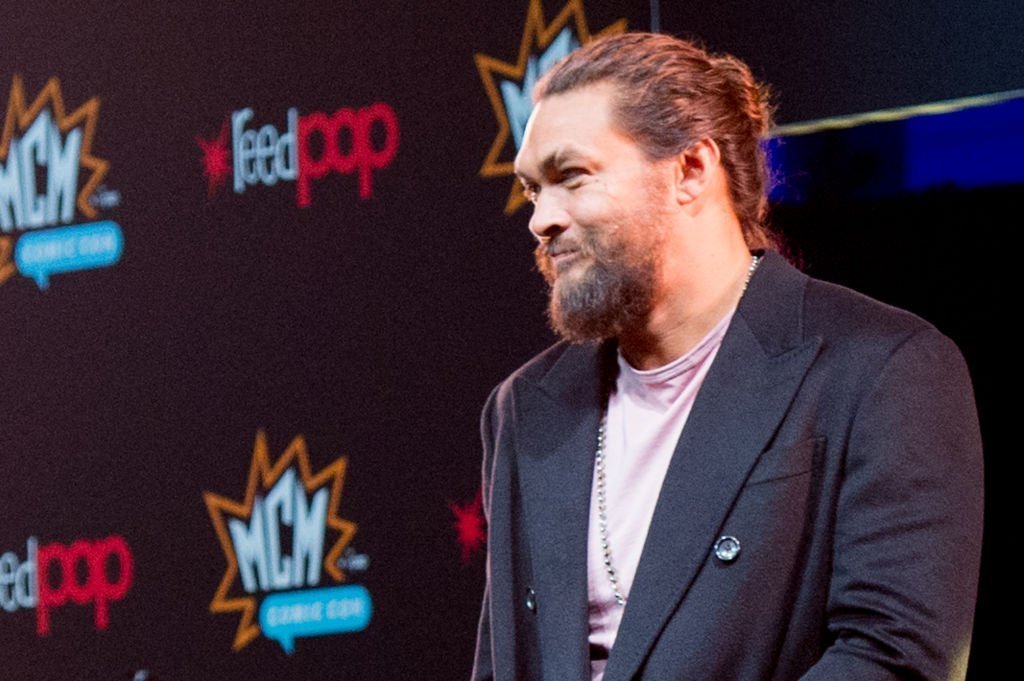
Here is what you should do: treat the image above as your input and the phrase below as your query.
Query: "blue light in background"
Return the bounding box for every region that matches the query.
[767,95,1024,204]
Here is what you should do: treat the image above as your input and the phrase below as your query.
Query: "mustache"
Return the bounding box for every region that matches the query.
[534,236,593,287]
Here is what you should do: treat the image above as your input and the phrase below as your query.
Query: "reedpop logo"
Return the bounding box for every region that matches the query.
[197,102,399,207]
[0,75,123,290]
[204,431,371,653]
[0,535,134,636]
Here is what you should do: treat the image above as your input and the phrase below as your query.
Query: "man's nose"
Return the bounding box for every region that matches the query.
[528,191,571,242]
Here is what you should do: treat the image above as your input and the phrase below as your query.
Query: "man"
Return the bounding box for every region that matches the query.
[472,32,983,681]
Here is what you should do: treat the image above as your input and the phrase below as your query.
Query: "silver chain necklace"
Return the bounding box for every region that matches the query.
[594,254,762,607]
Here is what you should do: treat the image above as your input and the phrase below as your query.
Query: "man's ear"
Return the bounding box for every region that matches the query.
[674,138,722,205]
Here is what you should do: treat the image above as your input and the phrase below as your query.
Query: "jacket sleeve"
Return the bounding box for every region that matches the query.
[471,384,502,681]
[800,328,984,680]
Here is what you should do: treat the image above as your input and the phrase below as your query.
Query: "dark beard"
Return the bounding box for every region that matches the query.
[534,238,658,344]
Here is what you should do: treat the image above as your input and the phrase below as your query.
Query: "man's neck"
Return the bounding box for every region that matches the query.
[618,244,755,370]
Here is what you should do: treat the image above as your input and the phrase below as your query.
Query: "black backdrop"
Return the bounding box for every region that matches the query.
[1,2,1018,679]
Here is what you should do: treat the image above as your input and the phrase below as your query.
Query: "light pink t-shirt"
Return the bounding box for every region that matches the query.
[587,310,734,680]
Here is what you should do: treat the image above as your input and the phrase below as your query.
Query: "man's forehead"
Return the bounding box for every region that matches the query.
[532,86,616,133]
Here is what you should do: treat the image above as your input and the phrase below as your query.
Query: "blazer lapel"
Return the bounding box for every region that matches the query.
[513,341,617,681]
[603,252,822,681]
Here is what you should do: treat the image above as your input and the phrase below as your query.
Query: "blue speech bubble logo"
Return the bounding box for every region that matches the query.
[14,220,123,289]
[259,584,372,654]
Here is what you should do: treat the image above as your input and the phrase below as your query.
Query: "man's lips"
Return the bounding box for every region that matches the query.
[548,248,581,265]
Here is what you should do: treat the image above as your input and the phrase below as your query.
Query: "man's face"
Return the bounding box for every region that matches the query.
[514,82,673,343]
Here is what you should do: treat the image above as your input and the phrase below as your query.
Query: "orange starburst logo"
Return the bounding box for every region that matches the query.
[475,0,626,214]
[203,431,357,651]
[1,75,107,220]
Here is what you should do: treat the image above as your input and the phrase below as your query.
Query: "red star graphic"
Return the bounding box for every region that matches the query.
[196,119,231,197]
[449,490,486,566]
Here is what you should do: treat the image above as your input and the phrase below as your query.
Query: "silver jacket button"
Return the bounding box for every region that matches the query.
[713,536,741,562]
[525,587,537,613]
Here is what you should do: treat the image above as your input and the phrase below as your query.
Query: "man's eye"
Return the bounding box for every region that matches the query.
[522,183,540,203]
[561,168,585,186]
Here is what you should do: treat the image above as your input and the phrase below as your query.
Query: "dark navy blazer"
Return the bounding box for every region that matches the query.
[472,250,983,681]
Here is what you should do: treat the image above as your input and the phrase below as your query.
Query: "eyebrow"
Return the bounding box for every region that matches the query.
[515,145,588,183]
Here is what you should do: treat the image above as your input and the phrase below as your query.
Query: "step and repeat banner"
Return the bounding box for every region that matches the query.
[2,1,1014,679]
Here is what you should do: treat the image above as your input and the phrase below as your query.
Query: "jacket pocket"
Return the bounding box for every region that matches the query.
[745,436,825,486]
